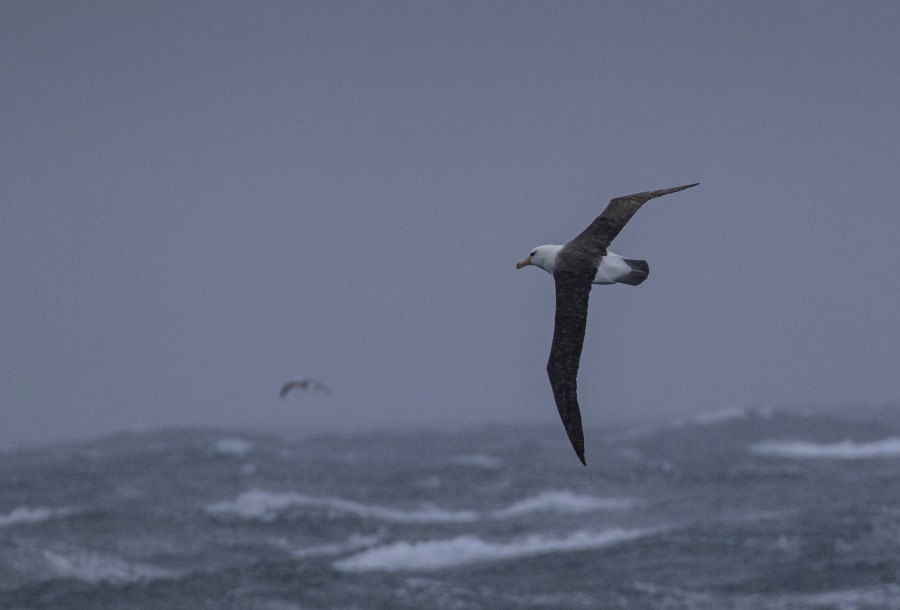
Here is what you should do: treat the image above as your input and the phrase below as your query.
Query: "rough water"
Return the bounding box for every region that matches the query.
[3,408,900,609]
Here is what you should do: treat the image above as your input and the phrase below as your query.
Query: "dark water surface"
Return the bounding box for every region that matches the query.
[2,408,900,608]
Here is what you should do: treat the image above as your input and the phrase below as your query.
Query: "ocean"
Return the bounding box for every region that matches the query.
[2,408,900,609]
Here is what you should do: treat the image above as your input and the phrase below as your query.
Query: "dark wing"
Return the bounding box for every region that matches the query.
[279,381,302,399]
[571,183,699,251]
[308,380,331,394]
[546,267,595,465]
[280,379,331,398]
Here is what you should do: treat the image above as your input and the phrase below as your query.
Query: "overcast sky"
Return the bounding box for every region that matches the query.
[3,2,899,449]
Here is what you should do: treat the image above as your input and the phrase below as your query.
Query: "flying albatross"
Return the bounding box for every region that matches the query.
[279,378,331,399]
[517,183,698,464]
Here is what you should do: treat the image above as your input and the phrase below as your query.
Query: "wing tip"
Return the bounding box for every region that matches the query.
[568,432,586,465]
[553,409,587,465]
[653,182,699,197]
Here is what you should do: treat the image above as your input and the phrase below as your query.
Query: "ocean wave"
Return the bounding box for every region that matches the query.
[447,454,503,469]
[668,406,775,430]
[802,584,900,607]
[42,549,179,584]
[750,438,900,459]
[333,528,656,572]
[690,406,751,425]
[210,437,254,457]
[488,490,634,519]
[292,533,382,558]
[206,489,478,524]
[207,489,633,525]
[0,505,73,528]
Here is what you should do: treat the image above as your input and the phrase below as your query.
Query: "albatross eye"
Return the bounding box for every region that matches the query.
[530,250,537,257]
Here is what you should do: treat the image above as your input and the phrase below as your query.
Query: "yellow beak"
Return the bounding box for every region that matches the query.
[516,256,531,269]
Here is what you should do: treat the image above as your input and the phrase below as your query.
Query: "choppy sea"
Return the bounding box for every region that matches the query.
[3,408,900,609]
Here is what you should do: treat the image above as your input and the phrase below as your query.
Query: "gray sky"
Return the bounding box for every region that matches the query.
[3,2,899,448]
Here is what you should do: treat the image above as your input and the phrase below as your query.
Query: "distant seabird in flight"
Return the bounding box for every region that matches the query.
[517,183,698,464]
[279,378,331,399]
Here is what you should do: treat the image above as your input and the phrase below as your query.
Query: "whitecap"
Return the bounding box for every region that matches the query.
[206,489,478,524]
[333,528,656,572]
[42,549,179,584]
[750,438,900,459]
[292,533,382,558]
[689,406,750,425]
[207,489,634,525]
[0,505,73,528]
[670,406,774,429]
[448,454,503,469]
[804,584,900,606]
[745,585,900,608]
[211,437,254,457]
[489,490,634,519]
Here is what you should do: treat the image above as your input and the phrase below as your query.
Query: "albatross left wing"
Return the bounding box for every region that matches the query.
[279,379,331,398]
[546,266,595,465]
[571,183,699,252]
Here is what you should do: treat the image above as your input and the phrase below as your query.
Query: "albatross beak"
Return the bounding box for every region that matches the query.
[516,256,531,269]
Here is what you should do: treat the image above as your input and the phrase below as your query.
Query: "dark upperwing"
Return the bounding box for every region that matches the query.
[571,183,699,253]
[279,381,302,399]
[279,379,331,399]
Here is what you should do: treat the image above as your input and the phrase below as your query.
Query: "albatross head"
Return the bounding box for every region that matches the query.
[516,245,562,274]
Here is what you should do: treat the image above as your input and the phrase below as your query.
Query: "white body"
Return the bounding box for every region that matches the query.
[526,244,634,285]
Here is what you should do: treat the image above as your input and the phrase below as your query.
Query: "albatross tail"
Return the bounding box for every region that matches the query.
[616,259,649,286]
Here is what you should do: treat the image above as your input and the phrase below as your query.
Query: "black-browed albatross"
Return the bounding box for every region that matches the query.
[516,183,698,464]
[279,378,331,399]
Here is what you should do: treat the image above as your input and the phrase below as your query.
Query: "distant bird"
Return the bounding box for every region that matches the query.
[517,183,698,464]
[279,378,331,399]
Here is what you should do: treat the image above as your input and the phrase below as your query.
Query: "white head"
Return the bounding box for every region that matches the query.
[516,244,562,274]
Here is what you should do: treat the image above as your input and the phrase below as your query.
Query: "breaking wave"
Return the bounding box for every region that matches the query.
[206,489,478,524]
[0,505,73,528]
[448,454,503,469]
[42,549,179,584]
[488,490,634,519]
[333,528,656,572]
[292,533,382,558]
[210,437,254,457]
[673,406,774,428]
[750,438,900,459]
[207,489,633,524]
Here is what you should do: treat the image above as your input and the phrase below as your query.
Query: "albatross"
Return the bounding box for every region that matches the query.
[279,378,331,399]
[517,183,698,464]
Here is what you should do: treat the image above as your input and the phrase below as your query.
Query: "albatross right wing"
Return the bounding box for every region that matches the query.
[546,266,595,465]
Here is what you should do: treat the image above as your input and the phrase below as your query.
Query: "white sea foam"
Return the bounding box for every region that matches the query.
[448,454,503,469]
[211,437,254,457]
[333,528,656,572]
[292,533,382,558]
[42,549,179,584]
[207,489,633,525]
[489,490,634,519]
[690,406,750,425]
[0,505,73,528]
[803,584,900,607]
[206,489,478,523]
[750,438,900,459]
[670,406,774,429]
